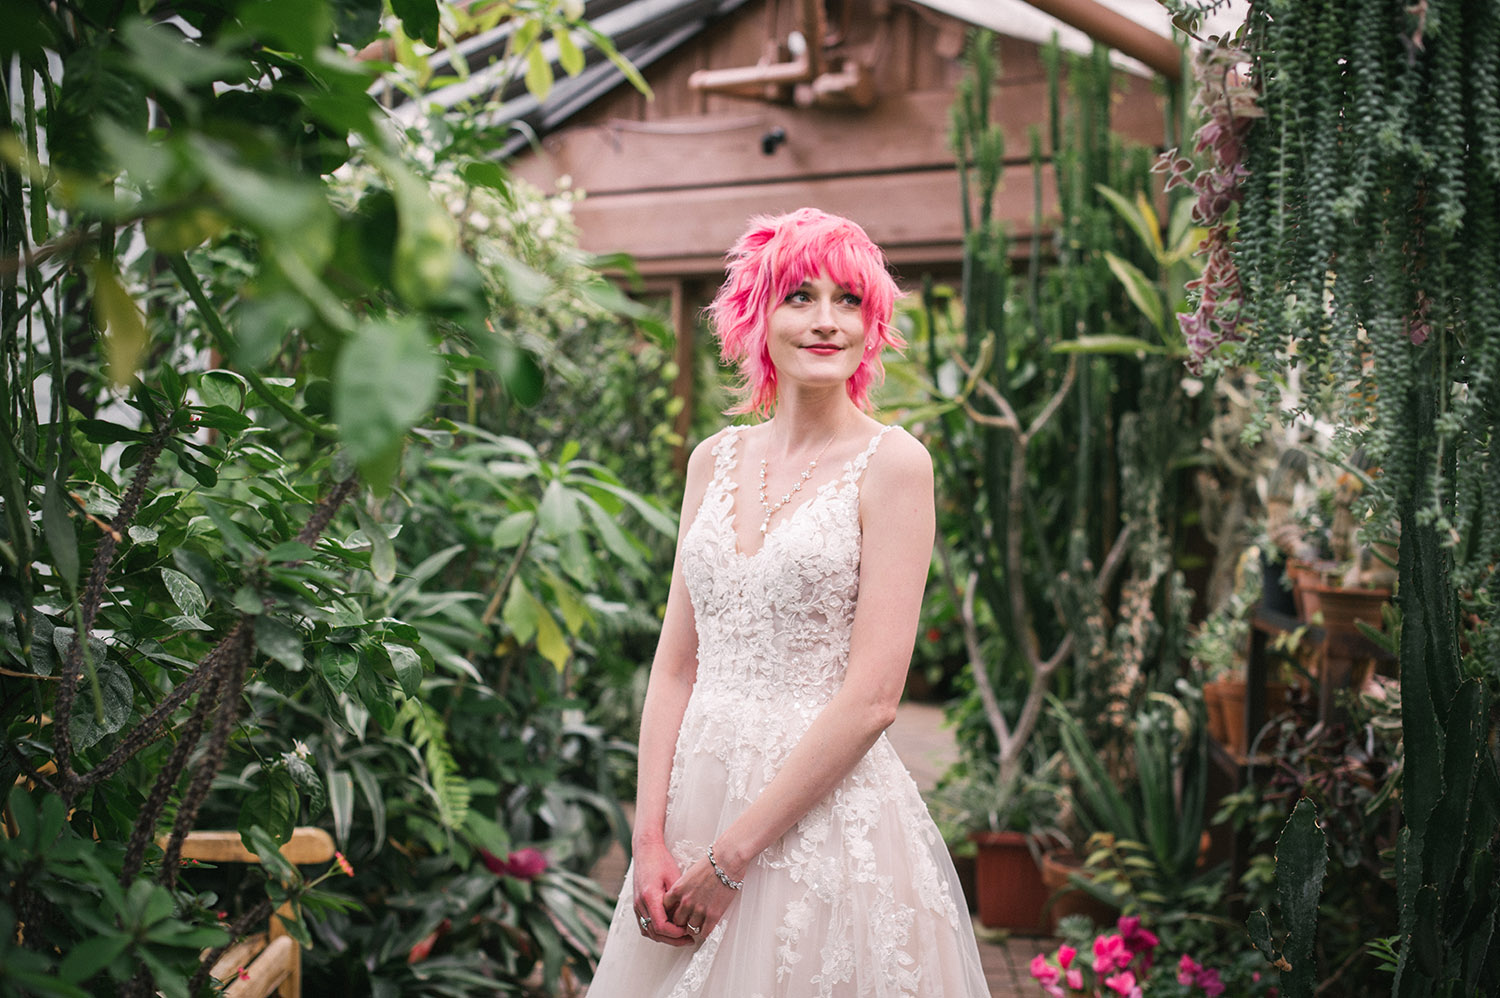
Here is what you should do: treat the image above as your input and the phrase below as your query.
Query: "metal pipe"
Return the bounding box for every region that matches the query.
[1018,0,1181,80]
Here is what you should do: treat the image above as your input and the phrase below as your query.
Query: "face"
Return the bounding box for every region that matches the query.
[766,271,867,394]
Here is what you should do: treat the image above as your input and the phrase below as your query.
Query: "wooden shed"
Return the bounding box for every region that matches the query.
[390,0,1218,444]
[488,0,1196,279]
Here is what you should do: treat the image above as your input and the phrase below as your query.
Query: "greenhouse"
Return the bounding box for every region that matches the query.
[3,0,1498,996]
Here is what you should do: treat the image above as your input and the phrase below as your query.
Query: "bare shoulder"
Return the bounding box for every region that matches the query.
[864,425,933,493]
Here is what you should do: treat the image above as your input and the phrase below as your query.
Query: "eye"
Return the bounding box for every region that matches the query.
[840,291,862,307]
[785,289,812,303]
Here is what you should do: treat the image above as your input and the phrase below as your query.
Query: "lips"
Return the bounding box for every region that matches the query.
[803,344,843,355]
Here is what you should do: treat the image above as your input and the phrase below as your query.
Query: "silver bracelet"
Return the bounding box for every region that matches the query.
[707,844,743,891]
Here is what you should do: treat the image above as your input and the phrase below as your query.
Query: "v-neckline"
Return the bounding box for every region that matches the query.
[720,426,870,560]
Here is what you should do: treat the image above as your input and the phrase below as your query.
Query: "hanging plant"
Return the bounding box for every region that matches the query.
[1175,0,1500,995]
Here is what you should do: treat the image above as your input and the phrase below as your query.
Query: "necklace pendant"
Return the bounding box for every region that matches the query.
[760,521,768,533]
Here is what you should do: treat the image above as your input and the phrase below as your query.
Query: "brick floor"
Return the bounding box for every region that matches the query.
[580,701,1056,997]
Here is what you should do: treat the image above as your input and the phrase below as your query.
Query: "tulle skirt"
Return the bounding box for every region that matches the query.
[588,721,990,998]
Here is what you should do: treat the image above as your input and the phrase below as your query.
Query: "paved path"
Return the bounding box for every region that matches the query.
[582,701,1052,997]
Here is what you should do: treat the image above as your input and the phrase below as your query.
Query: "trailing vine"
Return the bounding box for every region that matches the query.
[1185,1,1500,993]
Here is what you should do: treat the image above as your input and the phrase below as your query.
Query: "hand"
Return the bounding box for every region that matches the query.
[662,853,741,941]
[631,840,694,947]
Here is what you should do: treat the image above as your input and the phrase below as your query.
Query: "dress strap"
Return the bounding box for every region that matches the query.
[710,426,745,488]
[840,424,898,486]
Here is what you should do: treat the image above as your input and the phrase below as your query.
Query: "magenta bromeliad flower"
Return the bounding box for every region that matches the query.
[479,846,549,880]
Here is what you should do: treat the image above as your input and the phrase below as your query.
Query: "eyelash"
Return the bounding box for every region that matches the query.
[786,290,862,306]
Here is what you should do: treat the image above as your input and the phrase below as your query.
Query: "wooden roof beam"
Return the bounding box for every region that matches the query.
[1017,0,1182,81]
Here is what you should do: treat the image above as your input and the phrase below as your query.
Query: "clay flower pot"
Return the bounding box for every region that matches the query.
[968,830,1049,933]
[1039,850,1118,933]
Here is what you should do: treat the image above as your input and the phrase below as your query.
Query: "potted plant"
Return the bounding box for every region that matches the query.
[929,749,1068,933]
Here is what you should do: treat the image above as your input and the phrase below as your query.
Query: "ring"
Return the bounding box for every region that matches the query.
[638,914,652,932]
[687,923,702,934]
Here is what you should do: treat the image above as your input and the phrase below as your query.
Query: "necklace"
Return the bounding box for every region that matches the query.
[758,430,838,534]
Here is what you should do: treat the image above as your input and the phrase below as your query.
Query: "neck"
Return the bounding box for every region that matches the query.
[767,387,857,455]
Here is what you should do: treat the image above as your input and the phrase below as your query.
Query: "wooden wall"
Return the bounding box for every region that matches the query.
[509,0,1167,280]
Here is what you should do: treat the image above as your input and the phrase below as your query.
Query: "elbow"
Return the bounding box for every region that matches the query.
[863,697,899,736]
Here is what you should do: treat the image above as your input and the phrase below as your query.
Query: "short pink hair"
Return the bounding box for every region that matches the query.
[706,207,905,415]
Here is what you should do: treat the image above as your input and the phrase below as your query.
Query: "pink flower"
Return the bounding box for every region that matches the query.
[1117,916,1159,956]
[1065,967,1083,990]
[1103,969,1140,997]
[1057,944,1077,968]
[334,851,354,877]
[1197,966,1226,997]
[1178,953,1203,985]
[1094,933,1130,974]
[1028,954,1065,997]
[480,846,549,880]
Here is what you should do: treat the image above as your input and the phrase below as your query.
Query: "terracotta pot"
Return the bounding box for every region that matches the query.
[968,830,1049,933]
[1288,559,1338,621]
[1311,585,1391,637]
[1202,678,1231,745]
[1214,677,1292,757]
[1039,850,1118,933]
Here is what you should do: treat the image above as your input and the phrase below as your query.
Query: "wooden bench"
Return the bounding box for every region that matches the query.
[169,827,336,998]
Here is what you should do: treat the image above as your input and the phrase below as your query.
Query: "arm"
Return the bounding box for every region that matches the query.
[663,430,935,936]
[631,434,717,947]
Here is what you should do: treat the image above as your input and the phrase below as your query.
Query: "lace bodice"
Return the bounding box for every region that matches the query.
[679,424,894,710]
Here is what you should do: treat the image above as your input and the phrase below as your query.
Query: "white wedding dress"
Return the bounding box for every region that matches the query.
[589,425,990,997]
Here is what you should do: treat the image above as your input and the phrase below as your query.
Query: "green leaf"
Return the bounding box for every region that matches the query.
[461,161,511,193]
[493,338,545,406]
[320,645,360,695]
[43,476,78,593]
[391,0,441,46]
[160,567,207,617]
[242,820,297,878]
[286,754,326,816]
[1051,334,1174,356]
[1094,183,1160,257]
[119,19,246,107]
[555,28,585,76]
[92,262,148,389]
[576,23,653,99]
[328,770,354,847]
[236,0,333,56]
[352,504,397,584]
[524,42,554,100]
[534,602,571,671]
[384,641,423,697]
[255,616,305,672]
[76,419,148,444]
[492,511,536,549]
[58,934,131,984]
[537,479,583,537]
[502,581,539,644]
[67,656,132,752]
[1102,251,1164,330]
[333,317,440,486]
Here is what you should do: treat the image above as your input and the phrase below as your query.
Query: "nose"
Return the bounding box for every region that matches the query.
[810,295,838,331]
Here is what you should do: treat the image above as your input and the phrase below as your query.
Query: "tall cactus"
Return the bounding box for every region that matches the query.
[1248,798,1329,998]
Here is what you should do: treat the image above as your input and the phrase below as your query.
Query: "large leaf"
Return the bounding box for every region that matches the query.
[1103,251,1164,330]
[333,317,441,487]
[92,262,148,388]
[237,0,333,56]
[391,0,440,46]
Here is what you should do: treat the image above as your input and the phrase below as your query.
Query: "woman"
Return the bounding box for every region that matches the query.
[589,208,989,996]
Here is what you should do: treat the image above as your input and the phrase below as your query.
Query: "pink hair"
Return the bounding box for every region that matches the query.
[706,207,905,416]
